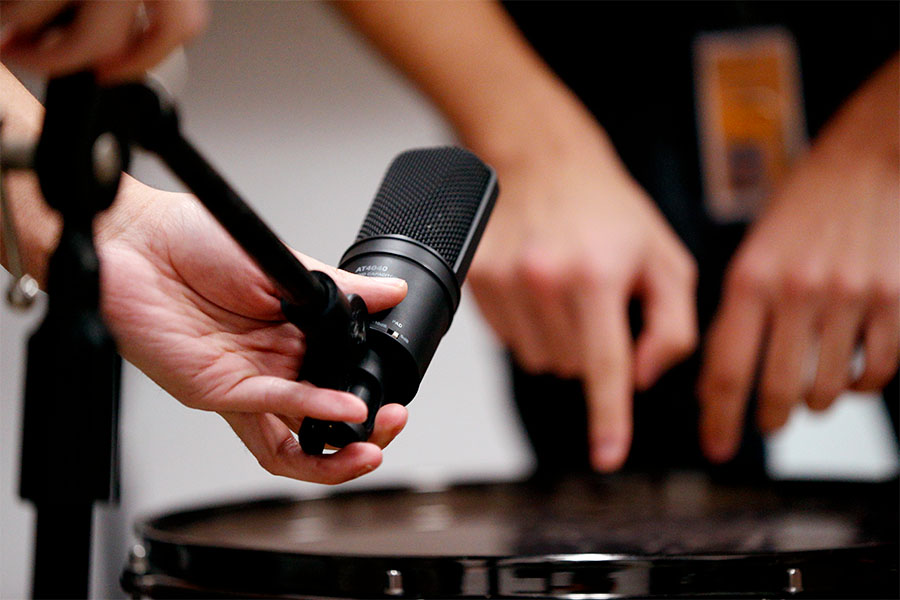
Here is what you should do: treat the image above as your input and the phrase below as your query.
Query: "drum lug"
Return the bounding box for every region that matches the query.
[385,569,404,597]
[129,544,149,576]
[785,567,803,594]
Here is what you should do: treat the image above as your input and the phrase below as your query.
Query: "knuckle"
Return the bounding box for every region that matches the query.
[515,349,549,374]
[469,261,509,291]
[577,257,625,291]
[554,357,582,379]
[870,277,900,308]
[727,255,774,298]
[669,244,699,283]
[182,1,211,38]
[759,383,794,409]
[180,395,203,411]
[255,452,281,477]
[259,378,283,409]
[466,267,491,292]
[699,370,742,403]
[680,253,699,285]
[827,270,868,304]
[181,385,218,411]
[273,326,303,358]
[257,436,299,479]
[809,383,842,409]
[780,265,826,302]
[516,252,564,298]
[862,360,898,390]
[867,330,900,369]
[665,324,699,358]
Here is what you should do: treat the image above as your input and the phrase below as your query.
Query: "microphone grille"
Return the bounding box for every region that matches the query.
[356,147,493,269]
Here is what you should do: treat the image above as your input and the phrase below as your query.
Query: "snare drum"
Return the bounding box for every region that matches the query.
[122,473,898,598]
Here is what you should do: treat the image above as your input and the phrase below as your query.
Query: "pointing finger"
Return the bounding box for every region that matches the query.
[577,282,633,472]
[698,276,768,463]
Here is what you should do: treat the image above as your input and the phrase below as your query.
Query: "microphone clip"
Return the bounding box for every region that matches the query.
[282,272,370,392]
[283,273,385,455]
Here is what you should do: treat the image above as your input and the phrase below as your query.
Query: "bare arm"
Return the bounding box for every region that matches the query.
[1,63,61,283]
[339,1,698,472]
[338,1,595,164]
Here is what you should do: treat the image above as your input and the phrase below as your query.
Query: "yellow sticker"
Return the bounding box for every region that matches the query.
[694,27,807,223]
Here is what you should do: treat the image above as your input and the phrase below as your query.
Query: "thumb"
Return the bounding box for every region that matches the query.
[291,250,407,313]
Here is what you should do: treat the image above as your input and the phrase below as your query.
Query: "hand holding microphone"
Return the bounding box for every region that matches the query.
[3,47,495,479]
[296,147,498,454]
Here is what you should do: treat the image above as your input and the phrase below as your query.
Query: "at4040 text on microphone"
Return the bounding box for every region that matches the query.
[296,147,498,454]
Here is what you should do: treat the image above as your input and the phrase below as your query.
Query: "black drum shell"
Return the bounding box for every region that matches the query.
[121,474,899,599]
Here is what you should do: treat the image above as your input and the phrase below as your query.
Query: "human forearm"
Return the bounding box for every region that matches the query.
[811,54,899,176]
[0,63,59,283]
[336,1,610,168]
[0,63,152,285]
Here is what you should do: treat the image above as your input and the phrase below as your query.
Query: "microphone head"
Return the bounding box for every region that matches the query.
[300,147,498,452]
[355,147,497,284]
[336,146,497,404]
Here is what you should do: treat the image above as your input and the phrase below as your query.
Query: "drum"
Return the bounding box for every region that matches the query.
[121,473,898,598]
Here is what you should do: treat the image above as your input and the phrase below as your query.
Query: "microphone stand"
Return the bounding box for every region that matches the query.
[8,73,364,599]
[15,74,122,600]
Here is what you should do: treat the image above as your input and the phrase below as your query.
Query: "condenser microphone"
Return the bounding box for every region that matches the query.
[298,147,498,454]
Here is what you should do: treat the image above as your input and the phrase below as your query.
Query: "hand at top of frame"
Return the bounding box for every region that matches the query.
[0,0,207,83]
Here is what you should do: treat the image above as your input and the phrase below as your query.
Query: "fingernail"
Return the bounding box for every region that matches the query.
[382,277,406,288]
[592,439,625,472]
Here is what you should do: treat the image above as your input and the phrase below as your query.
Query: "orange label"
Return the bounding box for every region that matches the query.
[694,28,807,222]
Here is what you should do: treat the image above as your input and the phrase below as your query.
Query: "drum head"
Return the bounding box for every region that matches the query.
[123,473,898,598]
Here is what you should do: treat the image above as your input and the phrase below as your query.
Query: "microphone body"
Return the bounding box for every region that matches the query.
[298,147,498,453]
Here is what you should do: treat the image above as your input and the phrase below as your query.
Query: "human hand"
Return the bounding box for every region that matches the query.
[96,181,408,484]
[698,59,900,463]
[0,0,207,82]
[469,125,698,472]
[337,0,694,471]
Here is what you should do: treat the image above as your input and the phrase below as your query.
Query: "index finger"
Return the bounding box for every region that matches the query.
[577,284,633,472]
[698,289,768,463]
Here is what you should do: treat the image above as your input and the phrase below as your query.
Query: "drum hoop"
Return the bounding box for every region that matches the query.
[127,481,900,598]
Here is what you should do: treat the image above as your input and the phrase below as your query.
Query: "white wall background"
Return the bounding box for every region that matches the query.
[1,3,896,598]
